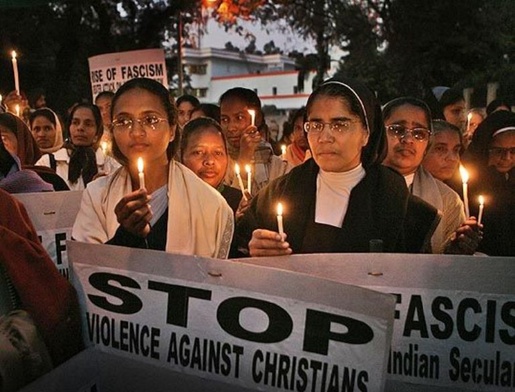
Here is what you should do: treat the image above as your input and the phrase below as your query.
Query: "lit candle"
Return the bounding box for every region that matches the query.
[245,164,252,195]
[281,144,286,156]
[477,195,484,226]
[101,141,108,155]
[247,109,256,126]
[11,51,20,94]
[459,165,470,217]
[137,157,145,189]
[276,202,284,237]
[15,104,20,117]
[466,112,472,132]
[234,163,248,200]
[0,94,3,107]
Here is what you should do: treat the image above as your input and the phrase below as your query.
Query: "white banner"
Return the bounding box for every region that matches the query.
[88,49,168,99]
[241,253,515,392]
[14,191,83,278]
[68,242,395,392]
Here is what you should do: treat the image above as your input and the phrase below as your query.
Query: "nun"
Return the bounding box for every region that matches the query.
[237,76,441,256]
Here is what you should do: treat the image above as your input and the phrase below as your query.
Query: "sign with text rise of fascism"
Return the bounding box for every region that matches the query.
[241,253,515,392]
[88,49,168,100]
[14,191,83,279]
[68,241,396,392]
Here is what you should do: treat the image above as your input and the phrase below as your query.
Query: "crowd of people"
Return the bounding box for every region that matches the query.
[0,75,513,389]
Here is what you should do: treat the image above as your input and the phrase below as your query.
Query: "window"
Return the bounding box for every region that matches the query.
[193,88,208,98]
[272,87,277,96]
[189,64,207,75]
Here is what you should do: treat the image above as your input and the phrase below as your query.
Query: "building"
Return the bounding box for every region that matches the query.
[182,47,315,112]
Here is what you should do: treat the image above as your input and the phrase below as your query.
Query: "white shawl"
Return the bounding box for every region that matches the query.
[72,161,234,258]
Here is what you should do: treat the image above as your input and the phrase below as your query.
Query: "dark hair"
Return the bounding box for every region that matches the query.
[191,103,221,123]
[305,77,386,167]
[0,112,42,165]
[439,88,464,109]
[219,87,264,129]
[180,117,227,161]
[29,108,57,128]
[27,88,45,108]
[486,98,512,116]
[382,97,433,133]
[94,91,115,103]
[68,103,103,141]
[110,78,179,165]
[176,94,200,108]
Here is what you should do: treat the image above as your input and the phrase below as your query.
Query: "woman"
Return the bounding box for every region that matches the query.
[238,77,440,256]
[0,112,68,192]
[462,110,515,256]
[219,87,290,195]
[282,107,310,167]
[72,78,234,259]
[181,117,242,213]
[35,104,115,190]
[382,97,481,254]
[29,108,64,154]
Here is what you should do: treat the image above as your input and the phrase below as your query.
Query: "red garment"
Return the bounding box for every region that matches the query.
[0,189,82,365]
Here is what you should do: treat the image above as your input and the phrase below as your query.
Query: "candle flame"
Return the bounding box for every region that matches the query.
[15,104,20,117]
[101,141,107,153]
[281,145,286,155]
[11,50,17,59]
[247,109,256,126]
[137,157,144,173]
[277,202,283,216]
[245,164,251,174]
[467,113,472,121]
[478,195,484,205]
[234,163,240,175]
[459,165,469,183]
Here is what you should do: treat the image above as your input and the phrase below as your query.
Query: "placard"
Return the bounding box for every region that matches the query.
[14,191,83,278]
[68,242,396,391]
[88,49,168,99]
[241,253,515,392]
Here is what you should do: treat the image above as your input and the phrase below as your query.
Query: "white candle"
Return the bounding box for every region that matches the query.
[477,195,484,226]
[234,163,248,200]
[137,157,145,189]
[245,164,251,195]
[466,112,472,132]
[281,144,286,156]
[0,94,3,107]
[11,51,20,94]
[15,104,20,117]
[247,109,256,127]
[459,165,470,217]
[276,202,284,236]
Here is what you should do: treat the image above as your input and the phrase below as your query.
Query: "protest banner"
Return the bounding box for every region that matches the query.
[241,253,515,392]
[14,191,83,278]
[68,241,396,392]
[88,49,168,99]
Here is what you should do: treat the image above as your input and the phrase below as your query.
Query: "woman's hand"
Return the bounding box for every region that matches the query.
[249,229,292,257]
[114,188,152,238]
[238,125,261,162]
[235,190,252,221]
[446,217,483,255]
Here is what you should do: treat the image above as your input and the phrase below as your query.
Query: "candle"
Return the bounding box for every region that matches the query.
[459,165,470,217]
[247,109,256,126]
[137,157,145,189]
[281,144,286,156]
[0,94,2,107]
[11,51,20,94]
[15,104,20,117]
[234,163,248,200]
[466,112,472,132]
[245,164,252,195]
[101,141,108,155]
[477,195,484,226]
[276,202,284,237]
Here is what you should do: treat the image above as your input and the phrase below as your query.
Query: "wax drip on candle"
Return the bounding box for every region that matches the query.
[11,51,20,94]
[276,202,284,236]
[477,195,484,226]
[245,164,252,195]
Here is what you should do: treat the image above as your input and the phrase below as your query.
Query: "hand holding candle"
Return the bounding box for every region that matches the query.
[477,195,484,226]
[276,202,284,237]
[245,164,252,195]
[234,163,248,201]
[247,109,256,127]
[11,51,20,94]
[459,165,470,217]
[137,157,145,189]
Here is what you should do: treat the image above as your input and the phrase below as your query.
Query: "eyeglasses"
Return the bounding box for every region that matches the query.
[304,119,360,134]
[386,124,431,142]
[111,115,167,132]
[489,147,515,158]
